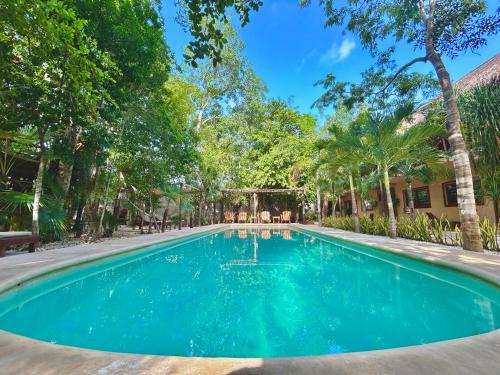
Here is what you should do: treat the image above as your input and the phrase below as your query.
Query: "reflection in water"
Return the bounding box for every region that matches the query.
[224,230,233,239]
[238,230,247,239]
[282,230,292,240]
[261,229,271,240]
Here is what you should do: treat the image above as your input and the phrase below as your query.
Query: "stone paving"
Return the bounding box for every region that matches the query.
[0,224,499,375]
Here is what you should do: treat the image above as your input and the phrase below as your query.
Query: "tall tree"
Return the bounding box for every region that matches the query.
[0,0,112,236]
[184,24,264,132]
[361,106,445,238]
[305,0,499,251]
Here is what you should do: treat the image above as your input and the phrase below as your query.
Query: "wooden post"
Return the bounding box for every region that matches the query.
[293,191,299,223]
[301,189,305,224]
[253,192,257,223]
[178,185,182,230]
[220,199,224,223]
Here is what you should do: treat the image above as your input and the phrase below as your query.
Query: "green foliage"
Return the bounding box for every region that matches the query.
[359,216,389,236]
[307,0,498,110]
[457,81,500,206]
[480,218,499,251]
[305,212,317,222]
[324,212,499,251]
[176,0,263,66]
[0,191,67,240]
[323,216,354,231]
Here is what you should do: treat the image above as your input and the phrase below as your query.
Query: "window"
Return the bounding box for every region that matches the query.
[435,136,450,152]
[403,186,431,209]
[442,181,457,207]
[442,180,484,207]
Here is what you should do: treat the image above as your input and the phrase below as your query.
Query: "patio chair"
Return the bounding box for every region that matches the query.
[224,211,235,223]
[238,212,247,223]
[260,211,271,224]
[281,210,291,223]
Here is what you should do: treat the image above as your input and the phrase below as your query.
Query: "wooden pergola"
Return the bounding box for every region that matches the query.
[221,188,305,224]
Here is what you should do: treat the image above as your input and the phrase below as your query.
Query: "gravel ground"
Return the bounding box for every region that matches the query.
[4,226,148,256]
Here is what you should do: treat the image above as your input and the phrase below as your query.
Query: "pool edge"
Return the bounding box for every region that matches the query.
[290,224,500,288]
[0,223,499,374]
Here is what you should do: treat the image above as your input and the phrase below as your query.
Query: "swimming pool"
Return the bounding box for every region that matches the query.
[0,227,499,358]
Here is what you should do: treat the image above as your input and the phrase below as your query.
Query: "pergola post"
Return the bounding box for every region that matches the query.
[301,189,305,224]
[253,192,257,223]
[294,191,298,223]
[220,199,224,223]
[178,186,182,230]
[219,188,305,225]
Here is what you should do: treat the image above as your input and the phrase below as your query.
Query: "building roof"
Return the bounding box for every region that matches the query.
[405,53,500,127]
[454,53,500,92]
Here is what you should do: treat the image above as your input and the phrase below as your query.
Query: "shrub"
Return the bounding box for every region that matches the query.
[360,216,388,236]
[323,216,354,231]
[305,212,317,221]
[323,212,499,251]
[480,218,499,251]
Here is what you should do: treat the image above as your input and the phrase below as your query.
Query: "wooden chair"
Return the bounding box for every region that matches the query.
[260,211,271,224]
[281,210,291,223]
[238,212,247,223]
[224,211,235,223]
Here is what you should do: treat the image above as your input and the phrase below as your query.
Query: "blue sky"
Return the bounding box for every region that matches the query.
[160,1,499,118]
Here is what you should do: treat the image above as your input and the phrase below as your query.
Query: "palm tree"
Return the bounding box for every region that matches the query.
[361,106,445,238]
[323,125,366,232]
[395,158,447,220]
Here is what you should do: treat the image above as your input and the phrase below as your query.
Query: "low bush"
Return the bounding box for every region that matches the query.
[323,216,354,231]
[480,218,499,251]
[323,212,499,251]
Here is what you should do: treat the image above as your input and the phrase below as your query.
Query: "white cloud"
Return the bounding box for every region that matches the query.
[295,49,318,73]
[319,38,356,65]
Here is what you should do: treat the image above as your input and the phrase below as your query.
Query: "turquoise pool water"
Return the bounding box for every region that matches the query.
[0,228,499,358]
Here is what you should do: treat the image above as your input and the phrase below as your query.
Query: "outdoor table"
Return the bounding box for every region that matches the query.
[272,216,281,223]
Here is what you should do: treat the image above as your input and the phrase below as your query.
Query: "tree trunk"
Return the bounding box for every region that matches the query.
[112,189,121,233]
[378,165,386,217]
[140,203,145,234]
[316,185,322,226]
[220,200,224,223]
[424,9,482,251]
[331,183,337,218]
[97,167,112,236]
[57,160,73,201]
[198,194,203,227]
[148,196,153,234]
[161,198,171,232]
[384,166,397,238]
[349,170,360,232]
[32,142,46,237]
[195,101,208,132]
[406,179,416,220]
[56,121,80,201]
[73,195,86,237]
[322,193,329,219]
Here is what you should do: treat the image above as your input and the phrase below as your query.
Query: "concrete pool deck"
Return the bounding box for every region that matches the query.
[0,224,499,374]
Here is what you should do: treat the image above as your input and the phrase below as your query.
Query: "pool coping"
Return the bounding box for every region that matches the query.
[0,223,499,374]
